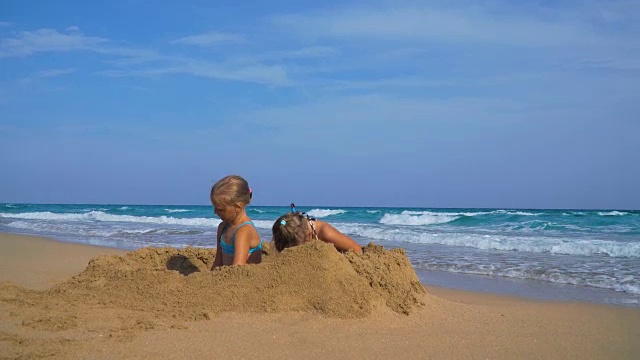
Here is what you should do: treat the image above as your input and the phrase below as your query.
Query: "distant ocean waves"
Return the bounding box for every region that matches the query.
[1,204,639,300]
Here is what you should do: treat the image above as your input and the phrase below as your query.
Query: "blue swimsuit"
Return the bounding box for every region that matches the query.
[219,221,262,255]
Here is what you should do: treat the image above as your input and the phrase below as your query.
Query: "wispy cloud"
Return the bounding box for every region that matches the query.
[318,73,548,91]
[170,31,245,47]
[265,1,640,91]
[263,46,337,61]
[272,3,638,49]
[4,1,637,92]
[0,21,12,28]
[0,27,289,86]
[19,68,75,85]
[228,45,337,67]
[272,46,336,59]
[101,58,290,86]
[0,28,107,57]
[0,27,161,63]
[579,58,640,71]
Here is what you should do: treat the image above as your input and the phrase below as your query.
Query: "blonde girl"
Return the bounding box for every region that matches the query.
[210,175,262,269]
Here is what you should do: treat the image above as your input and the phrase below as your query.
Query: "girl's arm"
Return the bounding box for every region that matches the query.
[316,220,363,254]
[231,226,259,265]
[211,223,224,270]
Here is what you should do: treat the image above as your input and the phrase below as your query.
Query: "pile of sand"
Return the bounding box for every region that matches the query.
[0,241,425,337]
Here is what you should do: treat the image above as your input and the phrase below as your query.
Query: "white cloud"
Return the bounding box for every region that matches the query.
[579,58,640,71]
[0,27,161,63]
[314,71,583,92]
[19,68,75,85]
[272,4,633,48]
[0,28,107,57]
[130,59,290,86]
[0,27,289,86]
[274,46,337,59]
[171,31,245,47]
[94,69,129,77]
[266,1,640,87]
[230,46,337,66]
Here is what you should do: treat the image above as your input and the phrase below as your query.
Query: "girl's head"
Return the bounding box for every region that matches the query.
[210,175,252,219]
[272,212,317,252]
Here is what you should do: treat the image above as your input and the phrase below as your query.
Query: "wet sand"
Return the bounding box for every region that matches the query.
[1,232,638,359]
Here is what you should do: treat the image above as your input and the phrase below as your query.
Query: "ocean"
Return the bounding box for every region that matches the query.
[1,203,639,307]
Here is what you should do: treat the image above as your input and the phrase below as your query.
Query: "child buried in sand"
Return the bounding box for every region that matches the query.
[210,175,262,269]
[272,203,363,254]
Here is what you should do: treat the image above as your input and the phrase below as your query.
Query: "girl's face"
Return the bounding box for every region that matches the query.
[211,196,240,222]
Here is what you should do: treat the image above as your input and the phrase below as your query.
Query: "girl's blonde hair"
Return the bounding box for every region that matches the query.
[210,175,252,206]
[272,212,311,252]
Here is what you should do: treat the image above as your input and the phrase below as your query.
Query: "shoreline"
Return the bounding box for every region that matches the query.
[1,232,639,359]
[0,230,637,309]
[2,230,638,308]
[417,268,640,308]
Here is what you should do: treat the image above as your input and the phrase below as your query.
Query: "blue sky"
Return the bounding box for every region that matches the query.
[0,0,638,209]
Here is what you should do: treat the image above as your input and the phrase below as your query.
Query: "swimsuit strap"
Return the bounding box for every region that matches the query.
[309,219,319,241]
[219,221,262,255]
[231,221,255,239]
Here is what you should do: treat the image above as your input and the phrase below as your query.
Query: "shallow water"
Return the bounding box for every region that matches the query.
[1,203,638,306]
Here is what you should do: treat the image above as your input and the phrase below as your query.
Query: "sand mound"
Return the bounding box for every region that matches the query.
[0,241,425,337]
[346,243,426,314]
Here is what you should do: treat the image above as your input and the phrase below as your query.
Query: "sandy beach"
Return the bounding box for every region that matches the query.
[1,232,638,359]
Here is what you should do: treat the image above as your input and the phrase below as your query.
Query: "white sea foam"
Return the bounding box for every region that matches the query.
[6,221,51,231]
[415,264,640,295]
[1,211,276,232]
[501,221,591,232]
[251,220,275,229]
[512,211,540,216]
[0,211,220,227]
[336,223,640,258]
[379,213,459,226]
[495,210,541,216]
[400,210,540,217]
[367,210,380,214]
[6,221,210,237]
[307,209,347,218]
[401,210,490,217]
[164,209,191,213]
[598,211,628,216]
[119,206,130,210]
[111,228,205,236]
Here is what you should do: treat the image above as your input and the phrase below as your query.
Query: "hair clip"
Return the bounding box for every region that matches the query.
[280,220,287,226]
[290,202,316,221]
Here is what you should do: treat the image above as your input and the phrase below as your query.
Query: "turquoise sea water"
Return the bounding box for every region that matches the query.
[1,203,639,306]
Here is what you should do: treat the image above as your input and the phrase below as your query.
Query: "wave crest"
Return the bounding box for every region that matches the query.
[307,209,346,218]
[598,211,629,216]
[379,212,459,226]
